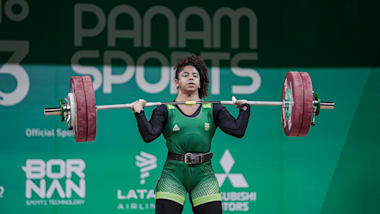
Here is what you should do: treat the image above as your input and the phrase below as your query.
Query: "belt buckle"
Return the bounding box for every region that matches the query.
[184,153,201,165]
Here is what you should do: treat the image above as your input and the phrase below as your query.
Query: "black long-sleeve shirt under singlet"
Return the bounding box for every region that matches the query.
[134,103,251,143]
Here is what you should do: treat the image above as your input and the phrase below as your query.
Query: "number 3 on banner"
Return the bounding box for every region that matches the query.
[0,40,29,106]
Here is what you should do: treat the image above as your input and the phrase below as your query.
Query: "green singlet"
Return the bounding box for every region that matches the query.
[155,103,222,207]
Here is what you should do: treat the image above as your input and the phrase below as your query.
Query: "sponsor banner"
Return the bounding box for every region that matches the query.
[116,151,157,211]
[22,159,86,206]
[216,150,257,212]
[0,0,378,214]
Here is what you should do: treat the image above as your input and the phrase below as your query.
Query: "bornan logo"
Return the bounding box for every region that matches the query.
[21,159,86,206]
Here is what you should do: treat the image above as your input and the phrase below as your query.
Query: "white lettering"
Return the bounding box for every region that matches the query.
[74,4,105,47]
[56,128,74,138]
[66,179,85,198]
[23,159,45,179]
[213,8,257,49]
[108,5,141,47]
[66,159,85,178]
[222,202,249,211]
[201,52,230,94]
[4,0,29,22]
[143,6,176,48]
[26,180,45,198]
[231,53,261,94]
[46,179,65,198]
[23,159,86,199]
[103,51,135,93]
[71,51,261,95]
[147,189,155,199]
[0,185,4,198]
[179,7,211,48]
[0,41,29,106]
[127,189,138,199]
[46,159,65,179]
[71,50,102,91]
[117,189,155,199]
[136,52,169,93]
[136,189,147,199]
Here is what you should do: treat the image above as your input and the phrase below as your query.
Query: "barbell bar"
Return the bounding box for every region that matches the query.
[44,71,335,142]
[44,99,333,113]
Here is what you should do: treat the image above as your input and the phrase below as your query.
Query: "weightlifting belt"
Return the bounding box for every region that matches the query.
[167,151,213,165]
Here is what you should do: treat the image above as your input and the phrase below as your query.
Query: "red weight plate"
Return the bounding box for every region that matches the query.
[298,72,313,136]
[70,76,88,142]
[281,72,304,136]
[82,76,97,141]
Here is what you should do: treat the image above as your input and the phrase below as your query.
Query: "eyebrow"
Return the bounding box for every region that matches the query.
[182,71,198,74]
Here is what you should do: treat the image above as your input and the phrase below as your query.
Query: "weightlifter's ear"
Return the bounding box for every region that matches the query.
[175,79,179,88]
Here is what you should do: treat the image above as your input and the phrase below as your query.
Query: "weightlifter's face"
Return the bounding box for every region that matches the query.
[176,65,201,94]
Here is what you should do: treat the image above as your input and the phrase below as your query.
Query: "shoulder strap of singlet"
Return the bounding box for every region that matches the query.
[202,103,212,109]
[166,104,175,110]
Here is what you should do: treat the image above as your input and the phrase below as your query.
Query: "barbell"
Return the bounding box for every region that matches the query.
[44,72,335,142]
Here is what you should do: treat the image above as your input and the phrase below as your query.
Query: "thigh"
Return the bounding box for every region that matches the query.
[155,171,187,206]
[190,174,221,207]
[155,199,184,214]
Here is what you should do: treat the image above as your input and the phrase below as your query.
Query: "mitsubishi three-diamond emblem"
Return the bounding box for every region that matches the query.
[215,150,248,188]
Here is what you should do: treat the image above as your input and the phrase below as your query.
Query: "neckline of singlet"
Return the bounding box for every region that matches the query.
[174,103,202,118]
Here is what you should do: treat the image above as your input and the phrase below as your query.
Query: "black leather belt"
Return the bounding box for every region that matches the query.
[167,151,213,165]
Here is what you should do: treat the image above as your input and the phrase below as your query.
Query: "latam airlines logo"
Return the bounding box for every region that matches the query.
[136,152,157,185]
[117,152,157,211]
[215,150,248,188]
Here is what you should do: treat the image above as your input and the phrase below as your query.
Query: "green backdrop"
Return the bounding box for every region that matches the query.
[1,0,379,213]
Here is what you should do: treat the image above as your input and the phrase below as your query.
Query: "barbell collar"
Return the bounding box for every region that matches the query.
[44,107,62,116]
[320,102,335,109]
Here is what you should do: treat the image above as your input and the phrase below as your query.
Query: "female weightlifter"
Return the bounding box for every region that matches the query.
[131,55,251,214]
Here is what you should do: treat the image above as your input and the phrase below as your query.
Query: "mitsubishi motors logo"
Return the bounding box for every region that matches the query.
[215,150,248,188]
[215,150,256,212]
[135,152,157,185]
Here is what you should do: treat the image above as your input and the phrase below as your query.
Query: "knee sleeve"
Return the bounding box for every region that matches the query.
[155,199,183,214]
[192,201,222,214]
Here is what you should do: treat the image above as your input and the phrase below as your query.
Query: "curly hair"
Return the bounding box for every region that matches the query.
[174,55,209,99]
